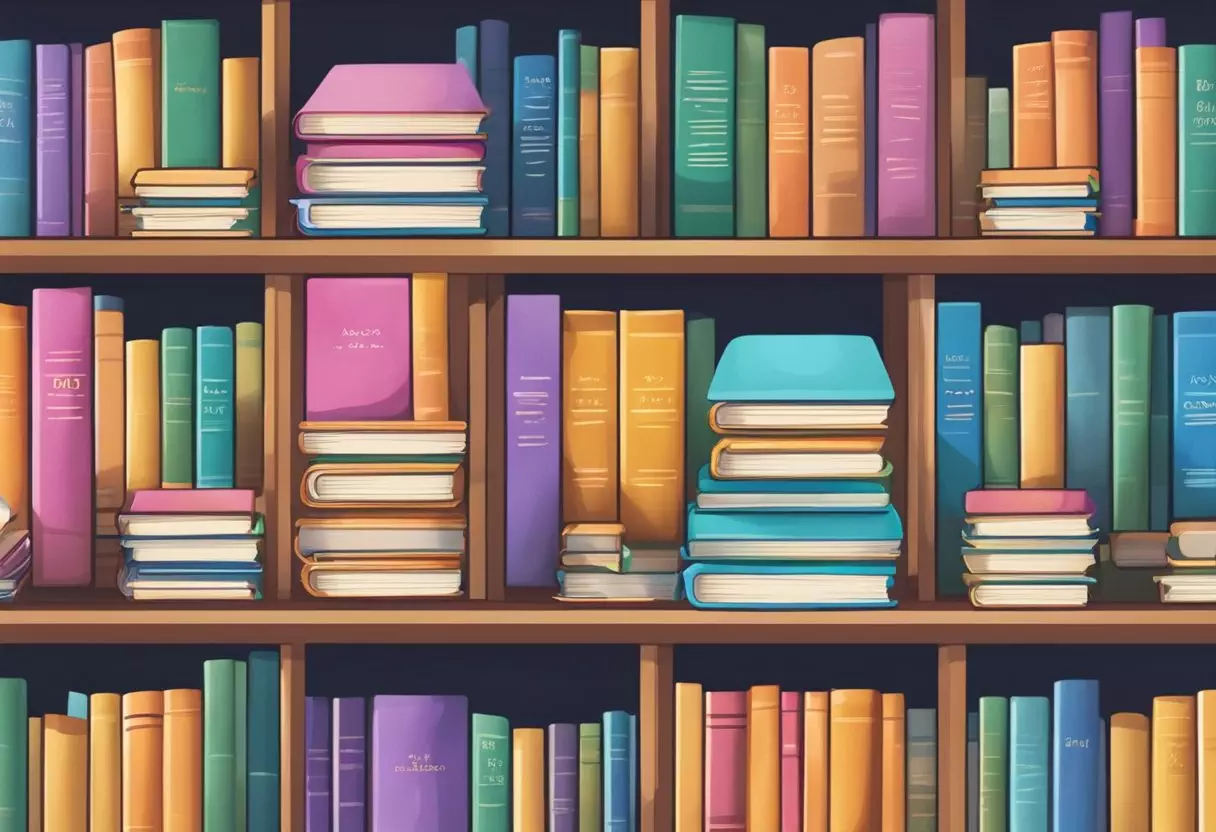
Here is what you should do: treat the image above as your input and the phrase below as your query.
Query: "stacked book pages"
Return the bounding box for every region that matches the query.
[682,335,902,610]
[555,523,681,602]
[960,489,1098,608]
[126,168,257,237]
[977,168,1099,237]
[0,498,29,601]
[1154,522,1216,603]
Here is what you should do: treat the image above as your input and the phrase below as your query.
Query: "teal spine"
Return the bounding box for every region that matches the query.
[246,651,280,832]
[1064,308,1112,538]
[987,87,1011,168]
[1179,45,1216,235]
[1009,696,1049,832]
[0,678,26,828]
[66,690,88,719]
[735,24,766,237]
[602,711,631,831]
[160,19,221,167]
[557,30,581,237]
[1019,320,1041,344]
[472,713,510,832]
[456,25,478,83]
[907,708,937,832]
[203,660,236,832]
[234,659,247,832]
[1149,314,1170,530]
[196,325,235,488]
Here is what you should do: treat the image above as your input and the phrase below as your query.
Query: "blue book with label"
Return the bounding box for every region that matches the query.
[603,710,631,832]
[708,334,894,403]
[557,30,580,237]
[936,302,982,597]
[1172,311,1216,518]
[687,503,903,544]
[1052,680,1100,832]
[196,325,235,489]
[1010,696,1049,832]
[1020,319,1041,344]
[1064,307,1112,538]
[0,40,31,236]
[511,55,556,237]
[455,25,478,83]
[1150,314,1170,529]
[682,562,897,610]
[478,19,509,236]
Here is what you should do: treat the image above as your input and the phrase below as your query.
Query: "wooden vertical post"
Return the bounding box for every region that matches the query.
[485,277,507,600]
[882,276,911,599]
[938,645,967,832]
[265,276,303,601]
[260,0,292,239]
[280,643,306,832]
[936,0,966,237]
[640,0,672,237]
[466,276,489,600]
[906,275,937,601]
[640,645,674,832]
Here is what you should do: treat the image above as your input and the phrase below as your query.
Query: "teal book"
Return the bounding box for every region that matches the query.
[979,696,1009,832]
[578,723,601,832]
[907,708,937,832]
[66,691,88,719]
[196,325,235,488]
[233,184,260,236]
[674,15,736,237]
[1020,319,1041,344]
[456,25,478,83]
[203,659,237,832]
[557,29,581,236]
[735,23,766,237]
[234,659,247,832]
[1112,304,1153,530]
[472,713,510,832]
[628,714,637,832]
[983,324,1019,488]
[161,327,195,488]
[1009,696,1049,832]
[1149,314,1170,531]
[1179,45,1216,236]
[687,503,903,542]
[987,87,1010,168]
[602,710,632,831]
[1064,308,1111,536]
[708,334,894,403]
[161,19,222,167]
[685,316,716,499]
[247,651,280,832]
[0,678,26,827]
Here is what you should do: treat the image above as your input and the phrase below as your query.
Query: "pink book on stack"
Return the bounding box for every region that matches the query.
[964,489,1094,515]
[704,691,746,832]
[118,489,258,537]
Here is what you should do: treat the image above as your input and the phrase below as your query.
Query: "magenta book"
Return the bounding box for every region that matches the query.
[305,277,412,421]
[32,287,93,586]
[877,13,936,237]
[302,142,486,162]
[370,694,468,831]
[124,488,256,514]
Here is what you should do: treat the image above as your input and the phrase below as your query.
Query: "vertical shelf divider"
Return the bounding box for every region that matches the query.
[882,276,912,599]
[280,642,306,832]
[938,644,967,832]
[641,0,672,237]
[906,275,937,601]
[936,0,965,237]
[266,275,304,602]
[485,277,507,600]
[640,644,675,832]
[466,275,489,599]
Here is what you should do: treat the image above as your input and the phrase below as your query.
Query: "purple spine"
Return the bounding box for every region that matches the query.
[505,294,561,587]
[35,44,70,237]
[333,698,366,832]
[877,13,936,237]
[864,23,878,237]
[371,695,469,832]
[1135,18,1166,48]
[548,723,579,832]
[69,44,83,237]
[307,697,332,832]
[1099,12,1134,237]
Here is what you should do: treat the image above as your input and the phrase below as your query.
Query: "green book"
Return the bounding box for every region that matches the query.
[233,184,261,236]
[161,327,195,488]
[203,659,236,832]
[472,713,510,832]
[578,722,602,832]
[557,29,581,237]
[1149,314,1170,531]
[685,316,716,499]
[161,19,222,167]
[735,23,766,237]
[1179,45,1216,236]
[982,325,1019,488]
[246,651,280,832]
[674,15,736,237]
[0,678,26,828]
[1112,304,1153,531]
[234,659,247,832]
[579,46,599,238]
[987,87,1010,169]
[978,696,1009,832]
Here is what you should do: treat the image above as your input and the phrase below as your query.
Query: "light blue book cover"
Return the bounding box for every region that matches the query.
[603,710,631,832]
[1009,696,1049,832]
[696,464,889,494]
[687,503,903,542]
[455,25,478,83]
[0,40,31,236]
[1020,319,1041,344]
[628,713,637,832]
[683,562,896,609]
[1064,307,1112,538]
[708,334,894,403]
[937,303,982,597]
[1150,314,1170,529]
[247,650,280,832]
[66,691,88,719]
[556,30,580,237]
[1052,680,1099,832]
[196,325,235,488]
[511,55,556,237]
[1172,311,1216,518]
[479,20,510,236]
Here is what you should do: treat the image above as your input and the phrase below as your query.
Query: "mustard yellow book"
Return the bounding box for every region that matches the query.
[28,717,41,832]
[1153,695,1196,830]
[234,322,264,490]
[1200,691,1216,829]
[125,339,160,491]
[411,274,450,422]
[513,727,544,832]
[89,694,121,832]
[44,714,88,832]
[1110,713,1149,832]
[94,300,125,512]
[674,682,703,832]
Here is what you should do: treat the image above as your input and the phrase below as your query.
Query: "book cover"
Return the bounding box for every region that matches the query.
[512,55,556,237]
[305,697,330,832]
[333,698,365,831]
[1113,304,1153,529]
[1010,696,1049,830]
[982,324,1018,489]
[1099,12,1134,236]
[473,713,509,832]
[557,30,580,237]
[36,44,71,237]
[709,334,894,403]
[1179,45,1216,236]
[979,696,1008,832]
[877,14,936,236]
[161,327,193,488]
[549,723,578,832]
[479,20,510,236]
[936,303,982,597]
[371,695,469,831]
[196,325,234,489]
[0,40,31,236]
[1053,680,1100,830]
[1064,308,1112,535]
[1149,314,1170,530]
[735,24,766,238]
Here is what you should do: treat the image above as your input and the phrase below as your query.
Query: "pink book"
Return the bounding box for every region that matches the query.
[32,287,93,586]
[305,277,412,421]
[965,489,1095,516]
[704,692,746,832]
[877,13,936,237]
[123,488,255,515]
[780,692,802,831]
[302,142,486,162]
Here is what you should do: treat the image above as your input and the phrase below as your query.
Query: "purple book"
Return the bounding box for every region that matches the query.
[1136,18,1166,48]
[333,698,366,832]
[371,695,469,832]
[69,44,83,236]
[505,294,560,588]
[877,14,936,237]
[1100,12,1134,237]
[35,44,70,237]
[307,697,332,832]
[548,723,578,832]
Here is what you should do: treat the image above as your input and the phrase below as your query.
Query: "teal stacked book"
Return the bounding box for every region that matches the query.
[681,335,903,609]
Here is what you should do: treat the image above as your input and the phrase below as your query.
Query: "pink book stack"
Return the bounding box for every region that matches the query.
[289,63,491,237]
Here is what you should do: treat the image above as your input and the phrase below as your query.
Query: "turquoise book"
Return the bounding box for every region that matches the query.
[687,503,903,542]
[0,679,25,826]
[455,25,478,83]
[1009,696,1049,832]
[247,651,280,832]
[1179,45,1216,236]
[735,23,766,237]
[1020,319,1041,344]
[1172,312,1216,518]
[683,562,897,609]
[708,334,894,403]
[196,325,235,488]
[937,303,982,597]
[472,713,510,832]
[1149,314,1170,530]
[1063,308,1111,537]
[161,19,221,167]
[66,690,88,719]
[603,710,632,831]
[628,713,637,832]
[556,29,581,236]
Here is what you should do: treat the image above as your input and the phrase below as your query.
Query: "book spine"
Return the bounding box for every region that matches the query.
[956,77,987,237]
[305,697,330,832]
[1135,47,1177,236]
[89,692,120,832]
[966,712,978,832]
[410,276,449,423]
[979,697,1008,832]
[982,324,1019,489]
[1099,11,1134,236]
[880,694,905,832]
[161,327,194,488]
[1064,307,1112,536]
[770,46,811,238]
[203,660,236,832]
[577,724,601,832]
[1179,45,1216,235]
[28,716,40,832]
[69,43,83,236]
[1020,319,1041,344]
[577,45,599,238]
[1171,312,1216,519]
[247,651,280,832]
[36,44,71,237]
[0,679,26,827]
[704,692,746,831]
[561,310,618,522]
[987,87,1011,168]
[780,692,802,831]
[332,698,365,832]
[548,724,578,832]
[864,23,878,236]
[599,48,640,238]
[113,28,157,200]
[684,317,716,500]
[473,713,510,832]
[1110,713,1150,832]
[0,41,31,236]
[1201,695,1216,829]
[1042,312,1064,344]
[511,55,556,237]
[556,31,580,237]
[1052,30,1098,168]
[1009,697,1049,832]
[1136,18,1166,47]
[0,304,29,528]
[513,728,544,831]
[45,715,87,829]
[603,712,631,832]
[163,688,202,832]
[829,691,881,830]
[455,25,478,83]
[196,325,234,488]
[161,19,220,167]
[628,714,637,832]
[1013,42,1055,168]
[1153,696,1197,829]
[803,693,829,832]
[1098,719,1107,832]
[369,695,469,828]
[735,24,766,238]
[221,58,258,172]
[935,302,982,597]
[877,13,936,236]
[1019,344,1065,488]
[747,686,780,830]
[124,339,160,491]
[1149,314,1170,530]
[673,15,736,237]
[479,19,510,236]
[234,322,264,489]
[122,691,164,832]
[1113,304,1154,529]
[94,297,124,512]
[1053,681,1100,830]
[234,661,248,832]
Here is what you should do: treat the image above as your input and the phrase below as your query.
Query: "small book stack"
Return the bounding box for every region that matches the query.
[976,168,1100,236]
[126,168,257,237]
[0,498,30,601]
[683,335,902,610]
[556,523,682,601]
[117,488,264,601]
[291,64,490,237]
[960,489,1098,608]
[1153,521,1216,602]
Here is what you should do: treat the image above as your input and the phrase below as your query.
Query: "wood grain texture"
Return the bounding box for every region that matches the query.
[485,277,507,601]
[260,0,291,238]
[640,0,671,237]
[466,276,488,600]
[938,0,965,237]
[907,275,936,602]
[938,645,966,832]
[640,645,674,832]
[280,643,305,832]
[882,276,910,599]
[265,275,302,601]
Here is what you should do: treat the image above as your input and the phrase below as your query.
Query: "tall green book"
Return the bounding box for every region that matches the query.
[234,660,247,832]
[1112,304,1153,531]
[1149,314,1170,531]
[472,713,510,832]
[161,19,222,167]
[246,651,280,832]
[557,29,581,237]
[0,678,26,827]
[987,87,1010,169]
[674,15,736,237]
[978,696,1009,832]
[161,327,194,488]
[1179,45,1216,236]
[203,659,236,832]
[735,23,766,237]
[982,325,1018,488]
[685,316,716,498]
[578,722,602,832]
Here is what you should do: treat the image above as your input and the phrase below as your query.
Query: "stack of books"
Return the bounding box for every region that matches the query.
[297,276,468,598]
[116,489,263,600]
[555,522,681,601]
[0,498,30,601]
[291,64,490,237]
[126,168,257,237]
[682,335,902,610]
[976,168,1100,236]
[1153,521,1216,602]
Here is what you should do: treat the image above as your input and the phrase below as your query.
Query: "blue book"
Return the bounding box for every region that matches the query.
[247,650,280,832]
[603,710,631,832]
[196,325,235,489]
[0,40,31,236]
[479,20,510,236]
[682,562,897,610]
[864,23,877,237]
[557,30,580,237]
[120,564,263,599]
[628,714,637,832]
[1020,319,1042,344]
[512,55,556,237]
[1052,680,1100,832]
[1064,307,1112,537]
[66,691,88,720]
[1172,311,1216,518]
[708,334,894,403]
[687,504,903,544]
[1150,314,1170,529]
[290,196,489,237]
[936,302,982,597]
[1010,696,1049,832]
[455,25,478,83]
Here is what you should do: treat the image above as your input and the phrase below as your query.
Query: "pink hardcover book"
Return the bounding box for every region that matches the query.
[302,142,486,163]
[305,277,412,421]
[877,13,936,237]
[780,692,802,831]
[32,287,93,586]
[965,489,1095,515]
[124,488,255,515]
[704,692,747,832]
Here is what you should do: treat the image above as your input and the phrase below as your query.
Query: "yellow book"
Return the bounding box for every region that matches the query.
[562,310,618,523]
[94,301,125,512]
[0,304,27,525]
[1019,343,1065,487]
[599,47,639,238]
[881,693,907,832]
[1110,712,1150,832]
[163,689,202,832]
[44,714,88,832]
[674,682,703,832]
[747,685,780,831]
[125,339,160,491]
[803,692,829,832]
[123,691,164,832]
[28,717,41,832]
[1153,695,1196,831]
[829,690,882,831]
[1201,691,1216,829]
[90,694,121,832]
[235,322,264,490]
[411,274,450,422]
[222,57,259,171]
[512,727,544,832]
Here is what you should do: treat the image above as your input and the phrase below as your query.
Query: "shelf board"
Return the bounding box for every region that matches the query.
[4,238,1216,275]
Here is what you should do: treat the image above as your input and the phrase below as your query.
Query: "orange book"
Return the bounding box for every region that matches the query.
[0,304,28,525]
[411,274,450,422]
[768,46,810,237]
[90,694,121,832]
[95,302,125,513]
[811,38,865,237]
[1019,344,1065,488]
[113,28,159,198]
[803,692,829,832]
[954,77,988,237]
[882,693,907,832]
[1110,713,1149,832]
[1153,695,1196,831]
[1201,692,1216,829]
[512,727,544,832]
[163,689,202,832]
[221,57,259,171]
[1012,42,1056,168]
[562,311,619,522]
[599,48,639,238]
[44,715,87,832]
[1051,30,1098,168]
[1135,47,1177,237]
[619,310,685,543]
[85,43,117,236]
[122,691,164,832]
[675,682,704,832]
[28,717,42,832]
[125,340,160,491]
[747,685,780,831]
[829,689,881,831]
[579,47,601,237]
